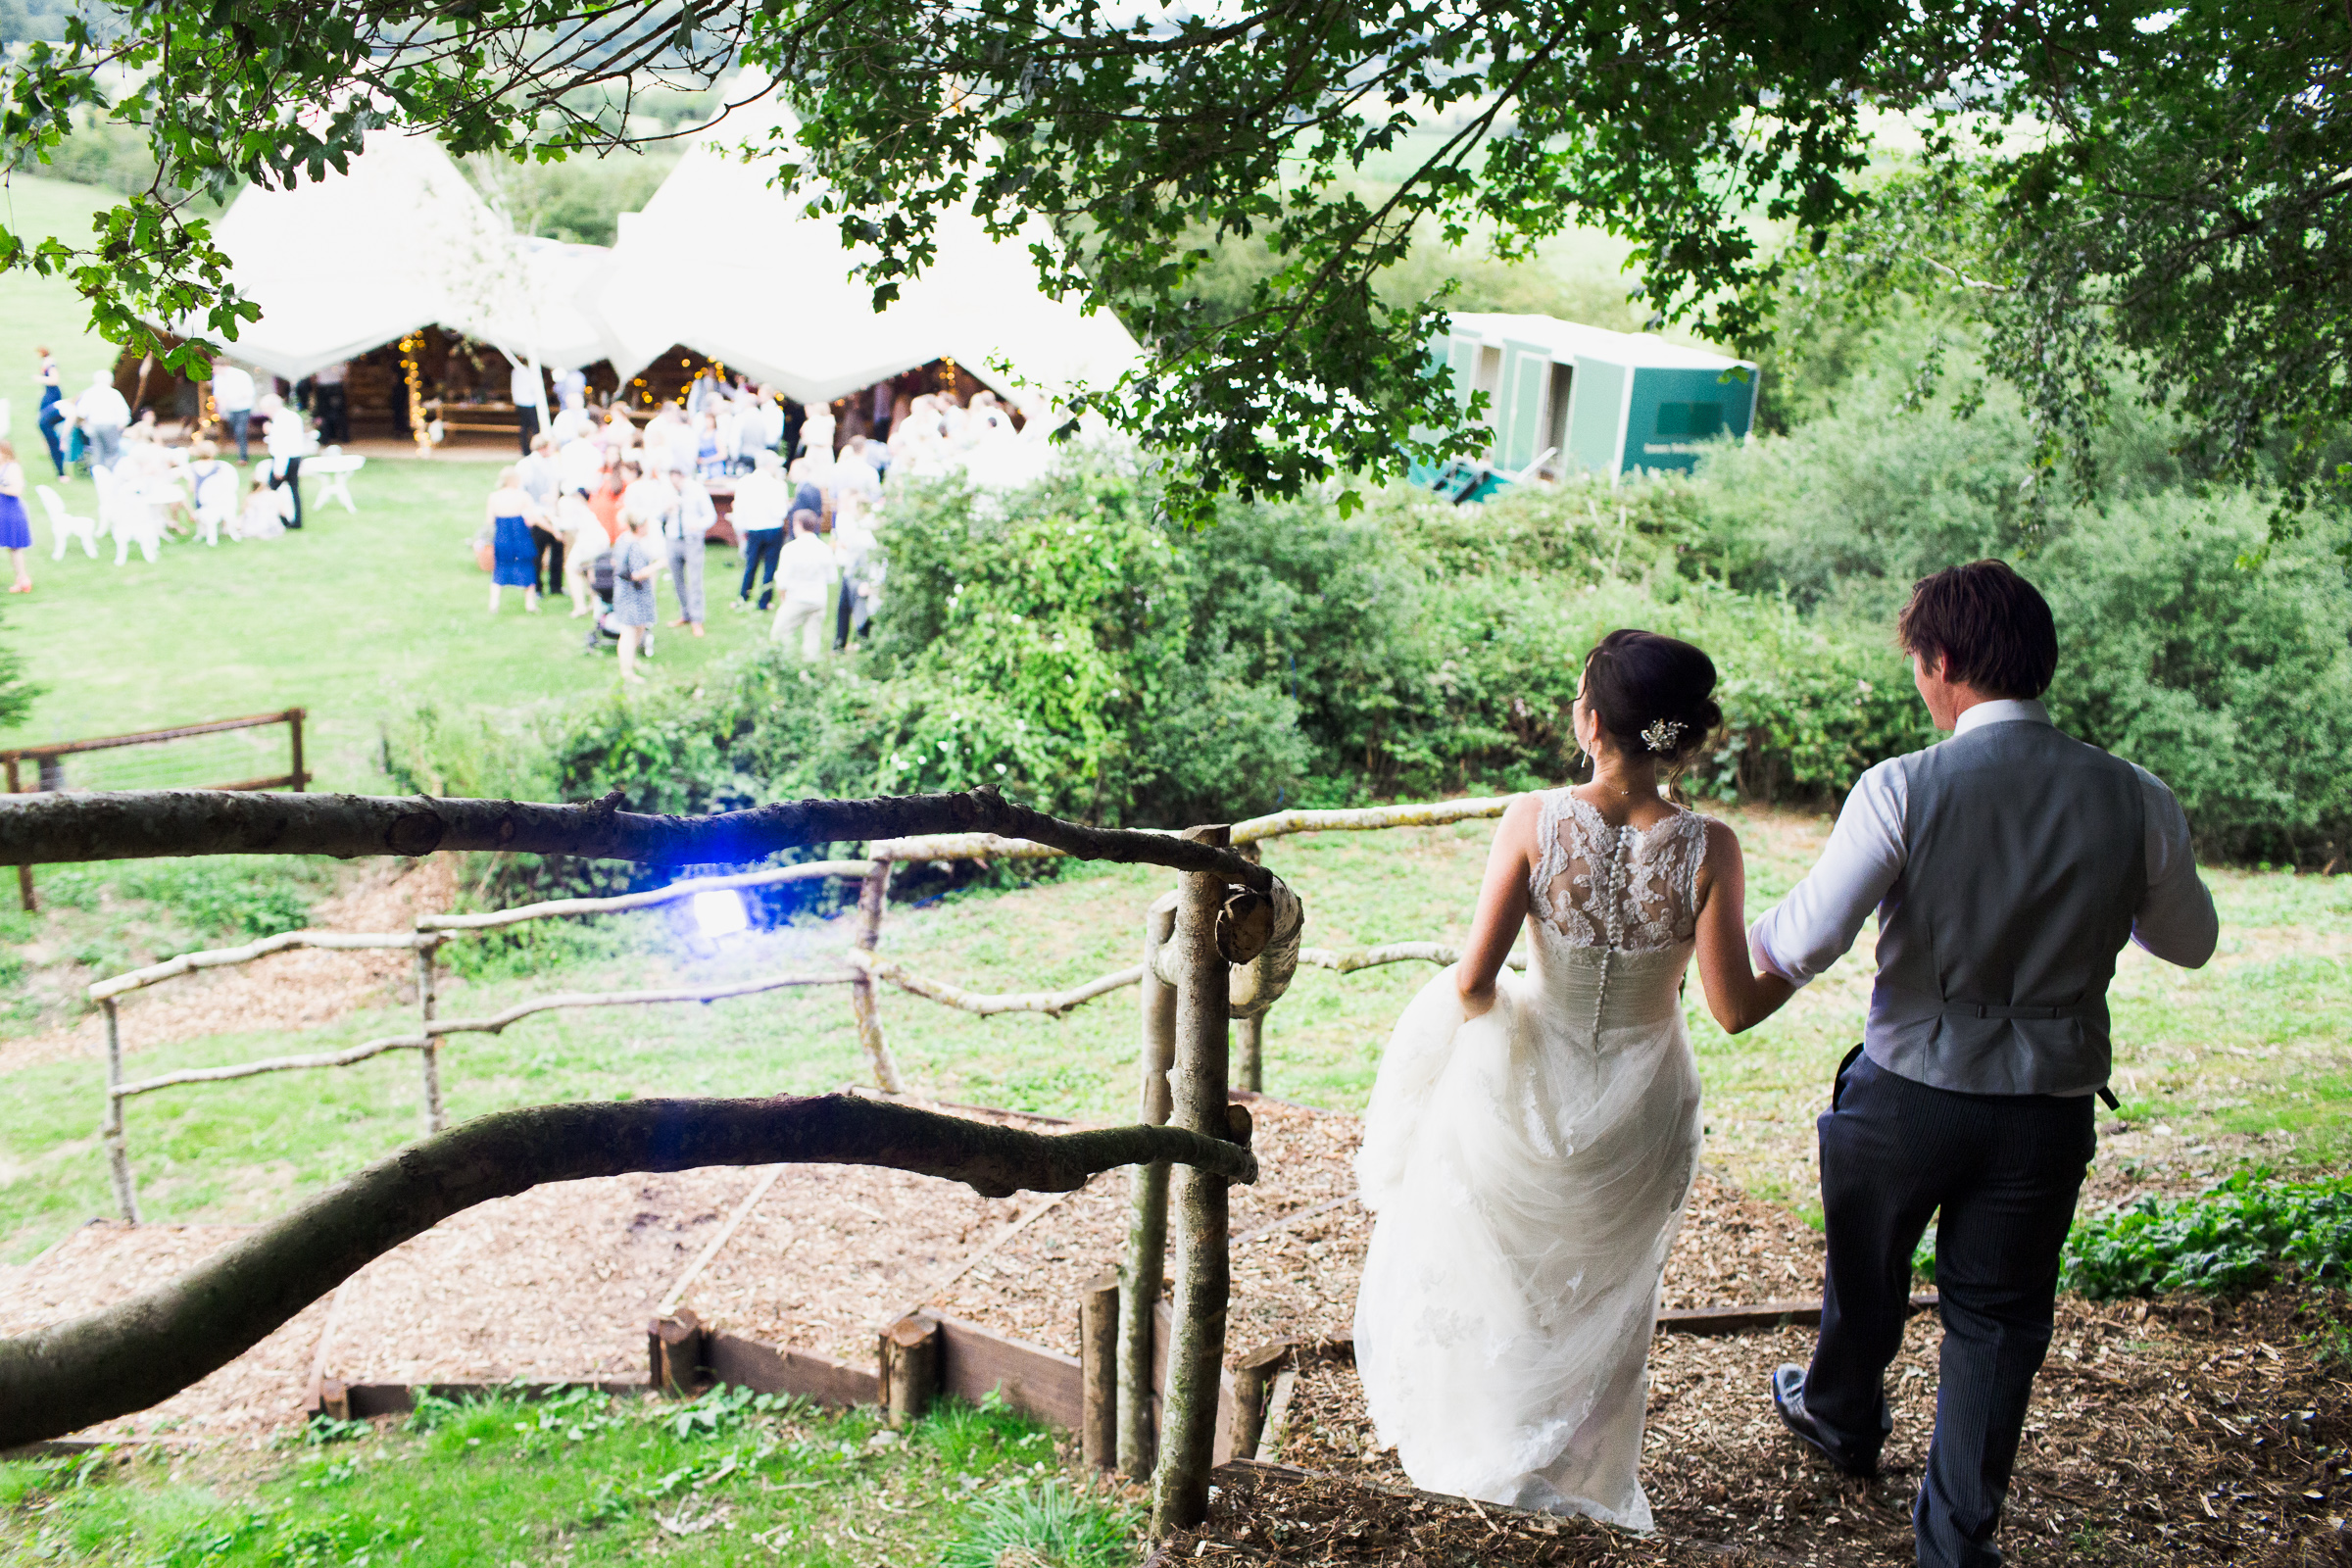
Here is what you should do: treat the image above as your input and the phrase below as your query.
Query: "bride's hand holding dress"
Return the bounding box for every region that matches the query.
[1352,680,1791,1527]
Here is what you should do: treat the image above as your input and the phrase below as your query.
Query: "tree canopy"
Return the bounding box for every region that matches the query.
[2,0,2344,523]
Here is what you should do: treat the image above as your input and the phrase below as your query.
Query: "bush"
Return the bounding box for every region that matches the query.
[2037,493,2352,863]
[2063,1169,2352,1298]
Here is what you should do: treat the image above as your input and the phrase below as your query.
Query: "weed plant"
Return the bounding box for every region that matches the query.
[2064,1169,2352,1298]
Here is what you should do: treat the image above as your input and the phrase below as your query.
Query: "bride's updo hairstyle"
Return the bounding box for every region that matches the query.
[1579,629,1723,771]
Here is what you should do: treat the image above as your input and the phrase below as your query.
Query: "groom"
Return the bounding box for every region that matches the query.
[1748,561,2218,1567]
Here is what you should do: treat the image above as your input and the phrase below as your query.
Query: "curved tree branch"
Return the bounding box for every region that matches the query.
[0,1094,1254,1448]
[0,786,1272,892]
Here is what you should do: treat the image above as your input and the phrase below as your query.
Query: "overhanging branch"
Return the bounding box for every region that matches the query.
[0,786,1274,891]
[0,1094,1256,1447]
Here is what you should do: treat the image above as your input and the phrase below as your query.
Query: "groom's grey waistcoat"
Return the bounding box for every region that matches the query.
[1867,719,2146,1097]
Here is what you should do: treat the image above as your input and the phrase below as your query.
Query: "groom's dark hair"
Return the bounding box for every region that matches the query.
[1897,561,2058,699]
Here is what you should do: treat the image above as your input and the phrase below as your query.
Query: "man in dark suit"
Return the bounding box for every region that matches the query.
[1750,560,2218,1567]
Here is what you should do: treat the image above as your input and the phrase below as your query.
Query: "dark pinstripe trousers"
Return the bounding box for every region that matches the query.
[1803,1053,2096,1568]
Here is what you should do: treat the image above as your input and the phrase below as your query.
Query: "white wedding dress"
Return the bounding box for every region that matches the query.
[1353,789,1708,1529]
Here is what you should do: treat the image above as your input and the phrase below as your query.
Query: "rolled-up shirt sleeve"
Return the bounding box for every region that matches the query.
[2130,764,2218,967]
[1748,758,1909,987]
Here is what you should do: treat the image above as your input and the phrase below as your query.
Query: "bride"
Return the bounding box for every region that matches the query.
[1354,629,1795,1528]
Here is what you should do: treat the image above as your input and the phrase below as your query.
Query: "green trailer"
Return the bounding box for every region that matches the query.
[1422,313,1758,487]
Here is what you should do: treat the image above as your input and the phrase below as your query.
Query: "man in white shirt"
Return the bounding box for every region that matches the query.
[209,362,257,461]
[516,433,561,513]
[731,450,791,612]
[75,371,130,471]
[769,511,836,660]
[510,360,546,455]
[619,463,676,540]
[261,396,315,528]
[558,429,603,494]
[555,365,587,413]
[1750,560,2216,1568]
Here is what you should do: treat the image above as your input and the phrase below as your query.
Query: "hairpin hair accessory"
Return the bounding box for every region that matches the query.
[1642,718,1685,753]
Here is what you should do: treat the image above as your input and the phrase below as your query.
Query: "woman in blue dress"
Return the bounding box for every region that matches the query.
[485,466,542,613]
[0,441,34,592]
[32,349,64,478]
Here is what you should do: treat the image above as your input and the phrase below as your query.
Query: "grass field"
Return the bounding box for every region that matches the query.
[0,456,783,788]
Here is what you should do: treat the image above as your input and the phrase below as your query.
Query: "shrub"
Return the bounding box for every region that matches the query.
[2063,1169,2352,1299]
[2036,493,2352,863]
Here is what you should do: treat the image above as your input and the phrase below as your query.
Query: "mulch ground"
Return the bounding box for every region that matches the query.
[1214,1286,2352,1566]
[12,1098,2343,1568]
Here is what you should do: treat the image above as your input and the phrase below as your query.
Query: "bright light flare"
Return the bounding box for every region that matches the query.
[692,889,751,939]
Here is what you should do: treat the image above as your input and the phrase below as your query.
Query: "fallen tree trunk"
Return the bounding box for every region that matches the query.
[0,1094,1256,1449]
[0,785,1272,891]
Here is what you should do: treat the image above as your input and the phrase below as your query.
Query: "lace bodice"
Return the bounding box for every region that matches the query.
[1527,790,1708,952]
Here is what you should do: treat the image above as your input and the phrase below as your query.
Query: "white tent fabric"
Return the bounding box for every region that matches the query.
[595,90,1141,407]
[194,129,620,380]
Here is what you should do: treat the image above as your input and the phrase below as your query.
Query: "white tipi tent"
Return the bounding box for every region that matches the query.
[595,88,1141,408]
[194,127,623,381]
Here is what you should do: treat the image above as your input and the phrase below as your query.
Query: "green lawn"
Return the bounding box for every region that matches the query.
[0,456,772,787]
[0,1385,1135,1568]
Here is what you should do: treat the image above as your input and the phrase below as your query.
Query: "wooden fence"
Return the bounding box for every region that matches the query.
[2,708,309,911]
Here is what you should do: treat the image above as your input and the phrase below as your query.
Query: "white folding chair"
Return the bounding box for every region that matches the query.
[33,484,97,560]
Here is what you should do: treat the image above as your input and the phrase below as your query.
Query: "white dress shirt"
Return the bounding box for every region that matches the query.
[1750,699,2219,989]
[621,474,677,534]
[731,470,789,534]
[210,367,256,414]
[776,532,838,606]
[77,384,130,430]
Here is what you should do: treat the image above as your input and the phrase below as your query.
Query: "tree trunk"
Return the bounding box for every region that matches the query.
[1152,828,1237,1536]
[0,786,1272,891]
[1119,893,1179,1478]
[0,1094,1254,1449]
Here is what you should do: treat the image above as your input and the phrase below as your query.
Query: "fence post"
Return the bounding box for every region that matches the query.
[416,938,446,1134]
[287,708,307,791]
[1231,842,1265,1093]
[100,999,140,1222]
[1118,892,1178,1478]
[1152,826,1237,1536]
[7,758,30,913]
[1080,1269,1120,1470]
[850,858,907,1094]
